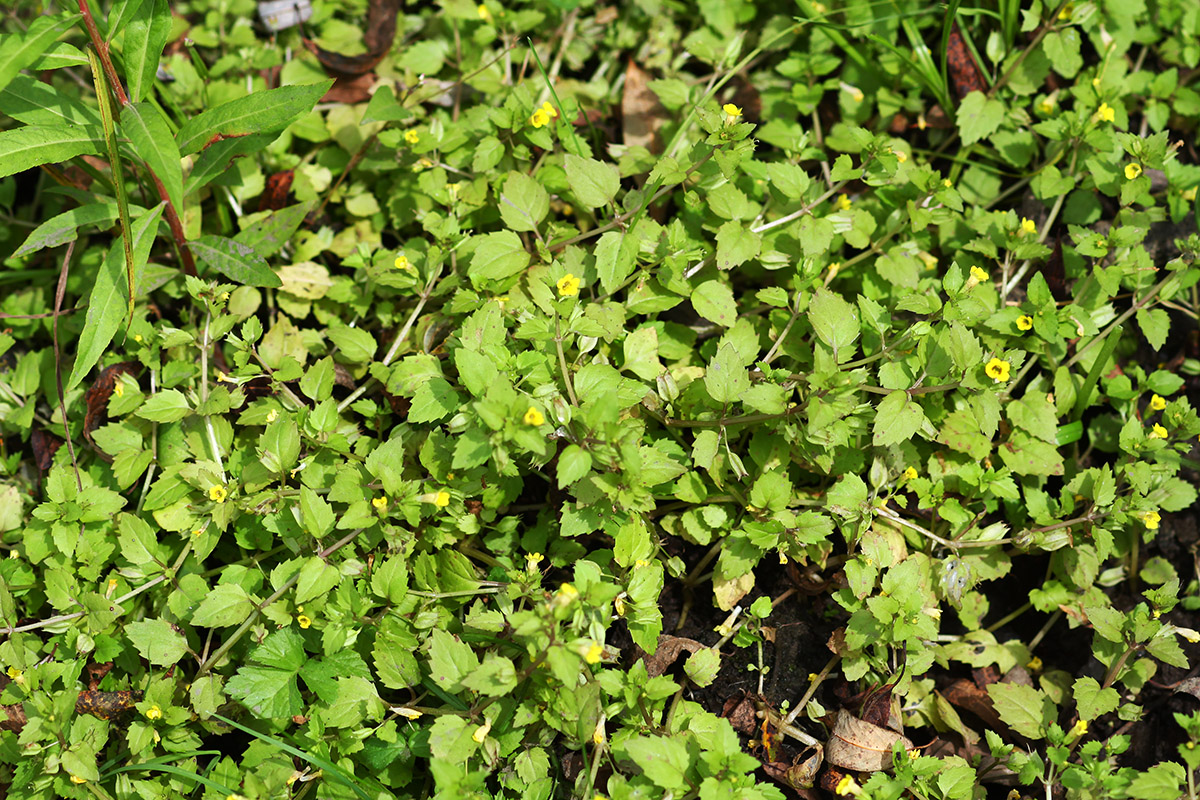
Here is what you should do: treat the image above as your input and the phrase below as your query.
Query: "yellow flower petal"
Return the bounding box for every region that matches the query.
[1125,163,1142,180]
[523,406,545,426]
[1016,315,1033,331]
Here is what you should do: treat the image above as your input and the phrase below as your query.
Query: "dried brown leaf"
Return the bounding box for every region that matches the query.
[824,709,912,772]
[622,59,668,155]
[644,634,705,677]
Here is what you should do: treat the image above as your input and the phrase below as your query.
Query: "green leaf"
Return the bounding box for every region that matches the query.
[986,682,1052,739]
[0,74,102,127]
[467,231,530,286]
[300,486,335,538]
[461,654,519,697]
[691,280,737,327]
[68,203,164,392]
[135,389,192,423]
[0,124,103,180]
[234,202,312,258]
[1136,307,1169,351]
[957,91,1005,146]
[704,343,750,404]
[191,235,282,287]
[13,200,121,258]
[327,325,378,364]
[1072,676,1119,721]
[564,153,619,208]
[0,14,80,96]
[594,230,637,293]
[176,80,334,155]
[684,648,720,687]
[408,377,461,423]
[796,215,834,256]
[185,134,275,193]
[427,629,479,692]
[226,628,307,719]
[557,444,592,487]
[122,0,171,104]
[619,736,689,792]
[714,221,760,269]
[295,556,341,604]
[191,583,255,627]
[126,618,188,666]
[117,513,166,569]
[122,102,183,213]
[498,171,549,232]
[1126,762,1186,800]
[808,288,860,362]
[873,391,927,447]
[1042,29,1082,78]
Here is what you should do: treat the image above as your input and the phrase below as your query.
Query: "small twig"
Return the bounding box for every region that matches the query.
[52,242,82,492]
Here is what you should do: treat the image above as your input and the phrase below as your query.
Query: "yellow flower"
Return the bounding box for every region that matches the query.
[840,82,864,103]
[1096,102,1115,123]
[552,582,579,609]
[1125,163,1142,180]
[895,150,907,163]
[396,707,423,719]
[209,485,227,504]
[592,719,606,745]
[477,3,491,20]
[613,594,626,616]
[1149,423,1168,439]
[556,273,580,296]
[297,615,312,629]
[835,774,860,796]
[722,103,743,123]
[70,776,87,785]
[1039,97,1055,114]
[265,408,279,423]
[542,101,559,119]
[827,262,841,279]
[530,108,551,128]
[902,467,918,481]
[1070,718,1088,737]
[404,130,420,145]
[134,333,144,343]
[1016,315,1034,331]
[1020,217,1038,235]
[985,357,1011,383]
[1058,2,1074,19]
[145,705,162,720]
[584,642,604,664]
[1183,187,1198,201]
[835,194,851,211]
[371,496,388,511]
[524,406,545,426]
[1026,656,1043,672]
[942,178,953,188]
[1144,511,1161,529]
[1150,394,1167,411]
[394,253,411,270]
[472,719,492,743]
[434,490,451,507]
[113,380,125,398]
[970,265,989,282]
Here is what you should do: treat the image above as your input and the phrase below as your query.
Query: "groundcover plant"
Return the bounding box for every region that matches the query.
[0,0,1199,797]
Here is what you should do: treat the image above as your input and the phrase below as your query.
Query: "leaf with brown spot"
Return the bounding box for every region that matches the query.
[258,170,295,213]
[30,428,61,471]
[75,689,143,720]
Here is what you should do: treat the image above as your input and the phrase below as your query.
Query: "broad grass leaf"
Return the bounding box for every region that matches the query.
[176,81,333,155]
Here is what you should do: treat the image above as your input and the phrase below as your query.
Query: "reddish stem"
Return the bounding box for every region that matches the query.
[76,0,197,276]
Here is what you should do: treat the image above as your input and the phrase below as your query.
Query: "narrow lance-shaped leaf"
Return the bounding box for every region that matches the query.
[68,203,165,392]
[121,102,183,214]
[13,201,122,259]
[176,81,334,156]
[0,74,103,127]
[0,13,80,96]
[122,0,171,104]
[191,235,283,287]
[0,125,103,181]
